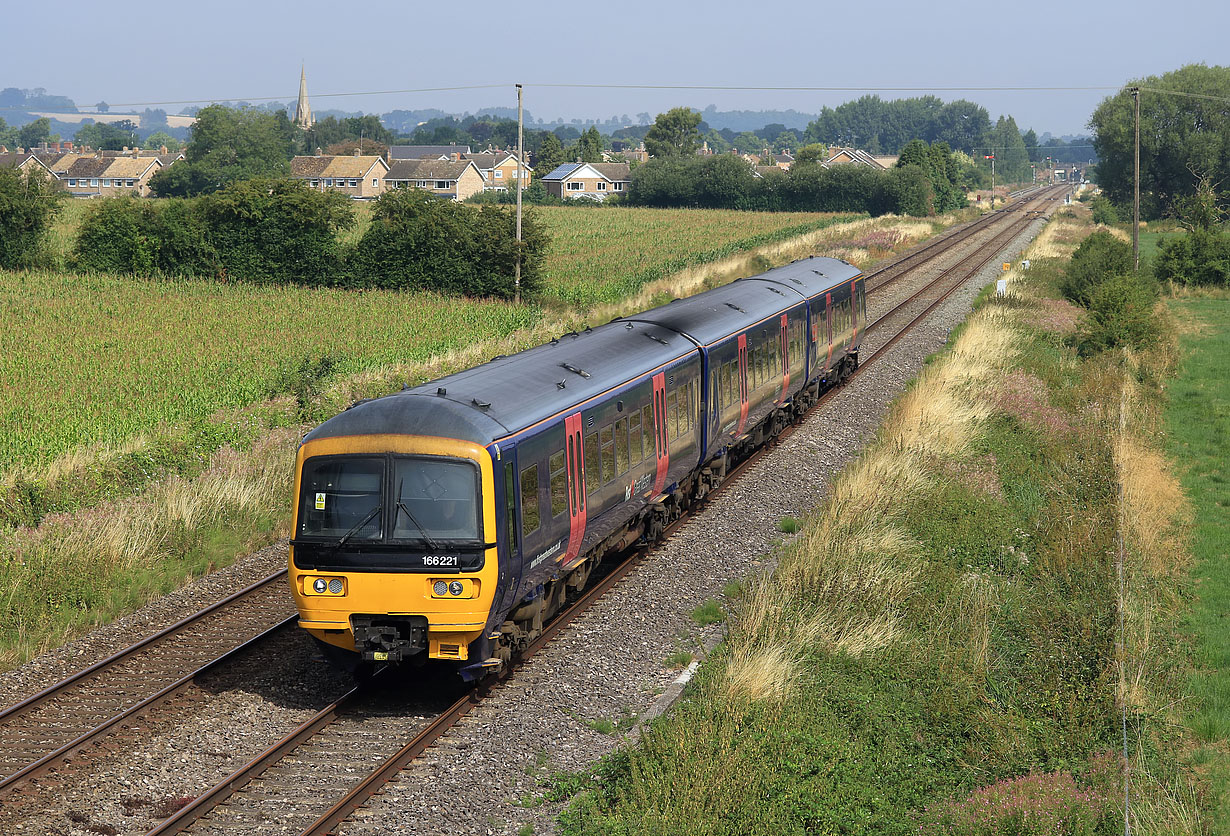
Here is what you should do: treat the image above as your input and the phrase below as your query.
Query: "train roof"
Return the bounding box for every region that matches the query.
[624,257,860,346]
[749,255,863,297]
[301,256,863,450]
[303,318,693,447]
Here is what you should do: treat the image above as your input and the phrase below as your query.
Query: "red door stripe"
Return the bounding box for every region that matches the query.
[736,334,749,437]
[825,293,833,372]
[779,314,791,402]
[652,373,669,494]
[563,412,586,564]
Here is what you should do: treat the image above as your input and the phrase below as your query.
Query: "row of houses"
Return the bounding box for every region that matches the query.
[0,144,183,197]
[1,138,901,204]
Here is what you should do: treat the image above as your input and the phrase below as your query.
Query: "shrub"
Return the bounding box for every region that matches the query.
[351,188,549,299]
[1059,230,1134,306]
[1074,272,1161,355]
[0,166,63,270]
[1154,227,1230,287]
[1088,195,1119,225]
[198,178,354,285]
[74,196,215,276]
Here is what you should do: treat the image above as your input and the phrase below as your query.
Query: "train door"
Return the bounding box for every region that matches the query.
[849,280,859,345]
[497,457,522,612]
[778,314,790,401]
[651,372,669,494]
[736,334,749,436]
[562,413,587,565]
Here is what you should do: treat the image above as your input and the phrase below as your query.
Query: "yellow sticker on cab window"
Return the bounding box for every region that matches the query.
[315,492,326,510]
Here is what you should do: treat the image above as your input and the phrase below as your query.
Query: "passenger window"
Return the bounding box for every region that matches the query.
[629,411,643,463]
[643,403,656,458]
[520,464,539,535]
[615,418,629,475]
[584,432,600,496]
[549,450,567,518]
[667,391,679,440]
[600,425,615,482]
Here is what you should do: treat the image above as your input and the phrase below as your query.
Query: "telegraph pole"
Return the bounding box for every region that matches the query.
[1131,86,1141,271]
[515,83,524,305]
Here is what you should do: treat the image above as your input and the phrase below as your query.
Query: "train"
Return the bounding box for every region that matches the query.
[288,256,866,679]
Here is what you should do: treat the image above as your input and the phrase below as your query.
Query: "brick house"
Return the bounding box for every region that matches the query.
[61,151,166,197]
[0,150,58,181]
[290,153,389,198]
[383,158,485,201]
[540,162,631,200]
[466,150,532,190]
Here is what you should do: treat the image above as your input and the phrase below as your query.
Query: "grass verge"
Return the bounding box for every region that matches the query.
[551,205,1205,835]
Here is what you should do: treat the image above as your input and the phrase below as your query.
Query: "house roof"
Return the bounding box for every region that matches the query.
[822,147,887,169]
[541,162,630,182]
[103,156,161,178]
[466,151,532,172]
[385,159,478,181]
[289,155,389,179]
[64,157,112,178]
[290,156,332,177]
[388,145,471,160]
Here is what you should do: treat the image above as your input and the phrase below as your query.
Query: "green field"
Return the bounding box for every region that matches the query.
[1165,296,1230,831]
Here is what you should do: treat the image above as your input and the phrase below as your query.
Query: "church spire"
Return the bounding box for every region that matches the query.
[294,64,314,131]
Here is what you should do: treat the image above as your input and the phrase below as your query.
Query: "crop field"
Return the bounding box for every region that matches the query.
[0,272,536,472]
[533,206,860,307]
[2,206,858,476]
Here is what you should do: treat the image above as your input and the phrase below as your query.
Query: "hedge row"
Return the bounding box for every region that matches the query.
[627,155,937,215]
[72,181,549,299]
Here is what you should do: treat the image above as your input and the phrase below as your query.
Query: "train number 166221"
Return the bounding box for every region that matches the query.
[422,555,459,567]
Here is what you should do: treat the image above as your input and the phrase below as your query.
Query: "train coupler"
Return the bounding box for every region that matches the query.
[352,615,427,662]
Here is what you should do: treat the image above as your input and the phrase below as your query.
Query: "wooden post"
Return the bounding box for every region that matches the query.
[515,83,524,306]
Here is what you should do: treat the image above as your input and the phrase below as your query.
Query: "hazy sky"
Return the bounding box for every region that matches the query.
[3,0,1225,137]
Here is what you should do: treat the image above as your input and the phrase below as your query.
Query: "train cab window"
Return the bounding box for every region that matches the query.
[629,411,643,463]
[520,464,540,536]
[584,432,600,496]
[600,425,615,482]
[615,417,629,475]
[642,404,656,458]
[548,450,567,518]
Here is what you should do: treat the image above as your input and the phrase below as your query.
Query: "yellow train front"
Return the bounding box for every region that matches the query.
[288,409,506,678]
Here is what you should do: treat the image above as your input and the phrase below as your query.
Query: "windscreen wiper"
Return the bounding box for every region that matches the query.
[334,505,381,550]
[395,479,442,551]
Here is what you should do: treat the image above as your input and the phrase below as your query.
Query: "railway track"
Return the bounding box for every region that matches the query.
[0,571,293,799]
[142,185,1071,836]
[0,183,1068,834]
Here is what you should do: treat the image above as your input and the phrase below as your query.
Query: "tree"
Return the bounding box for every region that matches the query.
[1090,64,1230,218]
[793,144,829,167]
[1022,128,1039,162]
[534,132,565,175]
[149,105,294,197]
[576,126,603,163]
[75,120,138,151]
[17,118,52,150]
[644,107,702,158]
[96,101,110,113]
[0,165,64,269]
[143,131,182,152]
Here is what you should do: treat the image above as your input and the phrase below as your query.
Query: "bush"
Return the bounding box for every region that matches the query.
[1154,227,1230,287]
[350,188,549,299]
[0,166,63,270]
[1075,272,1161,355]
[1059,230,1134,306]
[1088,195,1119,225]
[198,178,354,285]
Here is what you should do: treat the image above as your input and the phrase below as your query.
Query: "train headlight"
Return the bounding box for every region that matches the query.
[449,581,464,597]
[328,578,343,594]
[313,578,327,594]
[433,581,448,597]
